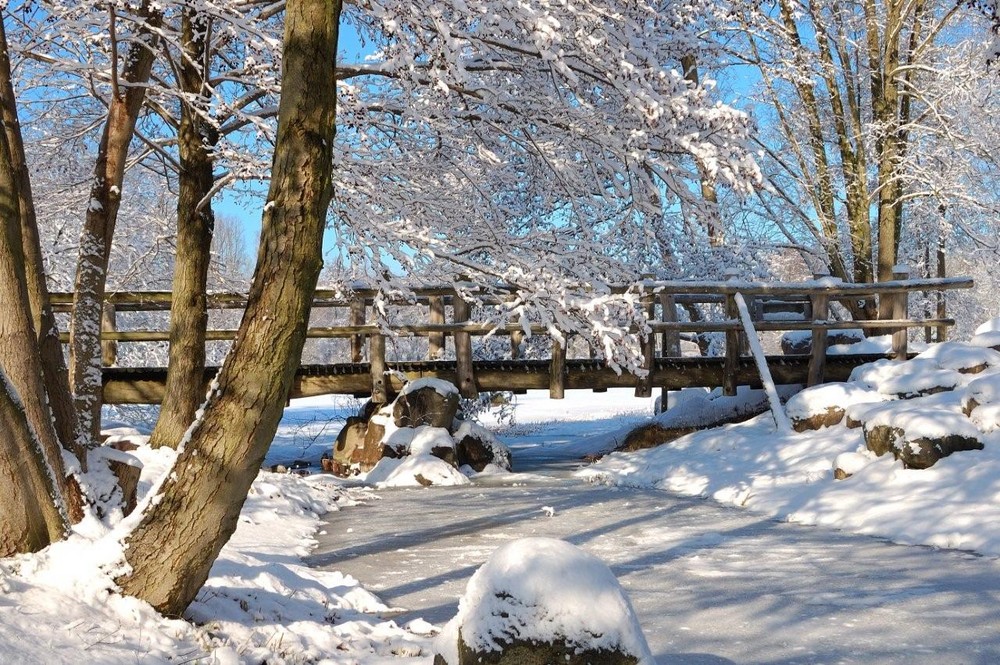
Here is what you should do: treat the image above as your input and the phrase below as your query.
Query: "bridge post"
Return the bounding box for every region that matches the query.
[635,286,655,398]
[428,295,445,360]
[369,331,389,404]
[349,297,366,364]
[807,272,832,387]
[549,333,566,399]
[101,302,118,367]
[891,266,910,359]
[510,314,524,360]
[452,290,478,399]
[723,270,741,396]
[658,293,679,413]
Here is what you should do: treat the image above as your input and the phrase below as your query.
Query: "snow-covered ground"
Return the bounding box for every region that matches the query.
[5,335,1000,663]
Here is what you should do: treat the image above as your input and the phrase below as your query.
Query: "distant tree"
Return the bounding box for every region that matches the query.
[723,0,999,317]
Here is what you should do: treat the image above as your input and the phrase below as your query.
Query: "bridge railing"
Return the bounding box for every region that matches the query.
[50,269,974,403]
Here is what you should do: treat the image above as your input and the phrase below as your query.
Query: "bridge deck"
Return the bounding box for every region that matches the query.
[102,354,893,404]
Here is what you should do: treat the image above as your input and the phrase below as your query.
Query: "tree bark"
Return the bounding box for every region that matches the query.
[149,9,219,449]
[0,370,67,556]
[0,105,73,528]
[119,0,341,616]
[0,18,81,457]
[69,3,162,445]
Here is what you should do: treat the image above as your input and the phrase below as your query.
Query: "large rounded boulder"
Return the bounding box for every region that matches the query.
[433,537,653,665]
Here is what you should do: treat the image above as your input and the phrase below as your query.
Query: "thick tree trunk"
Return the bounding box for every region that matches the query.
[149,10,218,449]
[119,0,341,616]
[0,116,72,527]
[0,20,81,457]
[0,371,67,556]
[69,4,162,445]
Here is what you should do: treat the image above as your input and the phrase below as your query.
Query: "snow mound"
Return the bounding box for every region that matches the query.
[914,342,1000,372]
[785,382,886,425]
[974,318,1000,335]
[850,358,961,397]
[370,454,471,488]
[434,537,653,665]
[402,377,460,398]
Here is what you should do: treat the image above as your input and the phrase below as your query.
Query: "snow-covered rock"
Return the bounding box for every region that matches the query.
[914,342,1000,374]
[394,378,461,428]
[862,404,983,469]
[785,382,886,432]
[433,537,653,665]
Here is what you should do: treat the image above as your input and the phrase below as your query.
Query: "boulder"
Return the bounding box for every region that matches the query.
[433,538,652,665]
[393,379,460,429]
[330,416,368,475]
[453,421,512,472]
[862,407,984,469]
[786,383,886,432]
[914,342,1000,375]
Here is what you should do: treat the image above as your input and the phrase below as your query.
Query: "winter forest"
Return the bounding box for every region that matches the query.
[2,0,1000,663]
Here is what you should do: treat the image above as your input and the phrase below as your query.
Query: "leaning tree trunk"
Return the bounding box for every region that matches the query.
[69,3,162,446]
[119,0,341,616]
[149,8,218,449]
[0,370,67,556]
[0,120,73,528]
[0,19,81,457]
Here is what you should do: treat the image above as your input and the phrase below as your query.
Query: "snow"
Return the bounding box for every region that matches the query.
[784,382,885,423]
[434,537,653,665]
[367,453,471,488]
[7,333,1000,663]
[400,377,459,398]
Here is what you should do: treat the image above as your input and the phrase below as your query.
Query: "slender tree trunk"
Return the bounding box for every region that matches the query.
[0,19,81,457]
[69,3,163,445]
[119,0,342,616]
[149,9,218,449]
[680,55,723,247]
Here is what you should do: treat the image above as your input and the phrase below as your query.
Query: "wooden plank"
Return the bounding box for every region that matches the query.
[549,335,566,399]
[427,295,445,359]
[658,293,680,414]
[452,293,478,398]
[349,297,365,363]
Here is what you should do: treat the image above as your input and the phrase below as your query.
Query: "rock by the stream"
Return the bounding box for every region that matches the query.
[328,379,512,478]
[433,537,653,665]
[393,379,460,428]
[785,383,886,432]
[861,406,984,469]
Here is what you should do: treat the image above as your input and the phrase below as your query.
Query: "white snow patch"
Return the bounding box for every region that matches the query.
[402,377,460,398]
[434,537,653,664]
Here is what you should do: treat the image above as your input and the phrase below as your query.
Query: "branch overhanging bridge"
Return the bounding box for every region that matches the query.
[51,270,973,405]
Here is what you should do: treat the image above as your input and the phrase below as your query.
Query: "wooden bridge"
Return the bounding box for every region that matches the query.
[51,270,972,405]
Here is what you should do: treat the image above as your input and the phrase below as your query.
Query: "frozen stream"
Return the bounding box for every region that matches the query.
[306,396,1000,664]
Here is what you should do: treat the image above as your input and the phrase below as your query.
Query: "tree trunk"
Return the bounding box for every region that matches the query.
[119,0,342,616]
[0,19,81,458]
[0,370,67,556]
[149,9,219,449]
[69,3,162,445]
[0,111,73,525]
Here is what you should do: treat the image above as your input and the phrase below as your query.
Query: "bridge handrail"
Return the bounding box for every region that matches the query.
[53,272,974,403]
[47,275,973,311]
